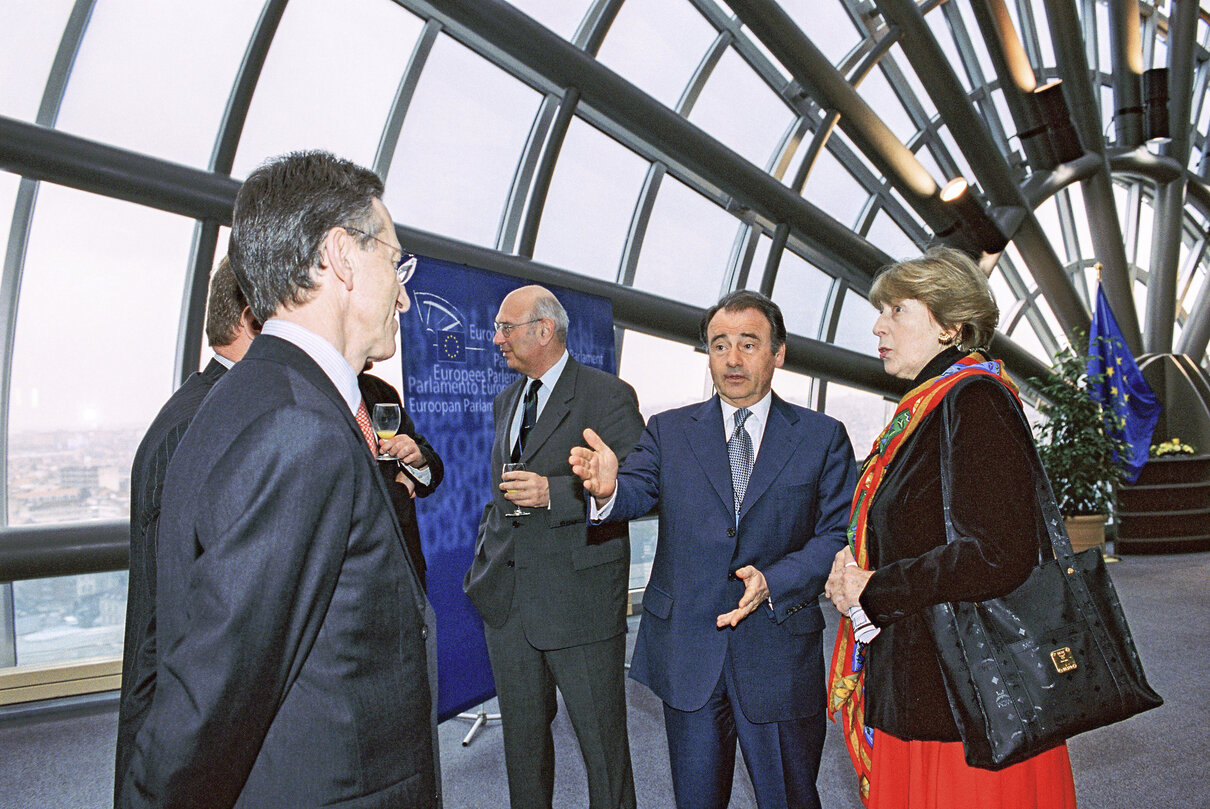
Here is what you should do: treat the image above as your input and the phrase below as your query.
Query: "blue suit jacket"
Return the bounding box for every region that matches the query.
[609,393,855,723]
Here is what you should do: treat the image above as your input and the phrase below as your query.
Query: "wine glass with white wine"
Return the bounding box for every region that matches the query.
[502,462,530,516]
[371,403,402,461]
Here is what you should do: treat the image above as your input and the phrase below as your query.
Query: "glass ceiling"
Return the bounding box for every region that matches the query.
[2,0,1209,665]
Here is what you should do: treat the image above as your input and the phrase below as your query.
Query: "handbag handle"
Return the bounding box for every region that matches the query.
[936,380,1078,566]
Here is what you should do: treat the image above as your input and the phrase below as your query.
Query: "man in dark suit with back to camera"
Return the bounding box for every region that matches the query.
[114,257,259,804]
[464,284,644,809]
[121,150,438,809]
[571,290,857,809]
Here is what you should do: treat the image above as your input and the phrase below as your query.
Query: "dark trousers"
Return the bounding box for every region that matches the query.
[662,652,825,809]
[484,612,635,809]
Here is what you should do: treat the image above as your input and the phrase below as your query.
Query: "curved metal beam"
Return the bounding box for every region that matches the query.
[1108,0,1145,148]
[721,0,956,236]
[1043,0,1141,353]
[868,0,1089,341]
[406,0,891,288]
[0,0,98,665]
[1144,0,1199,354]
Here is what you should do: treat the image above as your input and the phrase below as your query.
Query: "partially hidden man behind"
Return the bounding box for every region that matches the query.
[463,285,644,809]
[121,151,438,809]
[114,257,260,803]
[359,366,444,590]
[571,290,857,809]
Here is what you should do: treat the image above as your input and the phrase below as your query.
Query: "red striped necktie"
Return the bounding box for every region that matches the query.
[354,400,378,456]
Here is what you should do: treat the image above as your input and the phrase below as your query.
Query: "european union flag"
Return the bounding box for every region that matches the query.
[1086,285,1161,483]
[439,330,465,363]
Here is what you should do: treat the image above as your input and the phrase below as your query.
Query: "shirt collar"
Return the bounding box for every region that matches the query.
[212,353,235,370]
[719,390,773,430]
[261,319,362,413]
[529,349,570,392]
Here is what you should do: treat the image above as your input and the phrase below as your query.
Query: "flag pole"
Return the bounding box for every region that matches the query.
[1091,261,1121,562]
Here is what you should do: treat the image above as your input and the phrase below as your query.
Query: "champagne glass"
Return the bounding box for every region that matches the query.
[371,403,402,461]
[502,462,530,516]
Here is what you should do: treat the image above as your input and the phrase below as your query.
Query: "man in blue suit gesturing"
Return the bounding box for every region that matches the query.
[571,290,856,809]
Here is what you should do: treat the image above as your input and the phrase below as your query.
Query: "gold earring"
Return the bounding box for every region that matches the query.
[940,332,953,344]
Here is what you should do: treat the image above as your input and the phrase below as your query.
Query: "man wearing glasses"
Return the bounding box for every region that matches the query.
[464,285,644,809]
[120,151,438,809]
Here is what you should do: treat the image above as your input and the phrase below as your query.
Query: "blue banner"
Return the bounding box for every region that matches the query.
[1087,285,1161,483]
[399,257,618,721]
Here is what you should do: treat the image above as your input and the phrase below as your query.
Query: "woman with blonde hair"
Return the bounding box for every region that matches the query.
[825,247,1078,808]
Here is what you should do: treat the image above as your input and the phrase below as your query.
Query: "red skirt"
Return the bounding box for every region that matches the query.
[868,730,1077,809]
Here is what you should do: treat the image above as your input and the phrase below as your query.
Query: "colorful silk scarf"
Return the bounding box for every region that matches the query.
[827,352,1020,805]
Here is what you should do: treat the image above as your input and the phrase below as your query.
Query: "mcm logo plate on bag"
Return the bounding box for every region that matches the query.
[1050,646,1077,673]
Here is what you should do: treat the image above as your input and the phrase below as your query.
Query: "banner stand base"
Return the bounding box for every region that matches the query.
[456,704,502,746]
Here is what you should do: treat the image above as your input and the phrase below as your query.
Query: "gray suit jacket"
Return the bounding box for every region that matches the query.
[464,356,644,649]
[122,336,436,809]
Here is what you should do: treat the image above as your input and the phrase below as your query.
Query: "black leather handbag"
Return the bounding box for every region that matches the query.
[928,401,1163,771]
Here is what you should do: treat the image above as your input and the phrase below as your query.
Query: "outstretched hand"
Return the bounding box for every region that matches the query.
[717,566,769,628]
[569,428,618,504]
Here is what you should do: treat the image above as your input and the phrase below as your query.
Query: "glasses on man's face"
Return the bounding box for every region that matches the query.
[342,226,417,285]
[493,318,542,337]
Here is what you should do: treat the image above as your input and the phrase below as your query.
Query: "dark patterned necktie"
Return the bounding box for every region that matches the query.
[728,407,753,515]
[511,379,542,462]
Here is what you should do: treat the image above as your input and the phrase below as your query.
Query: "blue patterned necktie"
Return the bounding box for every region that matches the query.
[728,407,753,515]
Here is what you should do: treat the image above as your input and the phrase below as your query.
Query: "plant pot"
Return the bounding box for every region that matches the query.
[1064,514,1107,554]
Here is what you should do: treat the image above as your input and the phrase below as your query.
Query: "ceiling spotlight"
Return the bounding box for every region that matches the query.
[1033,80,1084,165]
[936,178,1008,255]
[1143,67,1170,142]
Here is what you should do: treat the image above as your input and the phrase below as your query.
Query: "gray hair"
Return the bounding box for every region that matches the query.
[530,290,569,345]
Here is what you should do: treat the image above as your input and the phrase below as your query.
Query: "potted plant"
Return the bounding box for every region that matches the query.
[1030,344,1129,552]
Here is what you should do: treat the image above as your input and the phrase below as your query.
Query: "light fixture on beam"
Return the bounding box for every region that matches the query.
[1142,67,1170,142]
[936,178,1009,256]
[1033,80,1084,165]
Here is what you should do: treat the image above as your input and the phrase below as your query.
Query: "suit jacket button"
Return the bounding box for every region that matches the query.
[506,560,515,568]
[421,626,428,639]
[512,519,522,528]
[726,527,736,537]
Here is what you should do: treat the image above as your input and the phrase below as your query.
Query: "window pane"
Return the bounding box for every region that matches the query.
[631,175,739,307]
[0,171,20,255]
[618,330,710,421]
[533,119,649,283]
[0,0,75,122]
[382,34,542,248]
[824,381,893,460]
[773,367,815,410]
[13,571,127,666]
[776,0,860,66]
[688,47,795,170]
[801,147,869,228]
[864,208,917,256]
[507,0,592,40]
[771,249,832,339]
[7,186,193,527]
[857,63,918,146]
[595,0,716,110]
[233,0,424,176]
[832,288,878,354]
[56,0,262,167]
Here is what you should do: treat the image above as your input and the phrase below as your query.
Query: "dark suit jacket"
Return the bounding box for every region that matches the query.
[464,356,644,650]
[122,335,435,809]
[607,393,856,723]
[115,358,226,803]
[358,372,444,590]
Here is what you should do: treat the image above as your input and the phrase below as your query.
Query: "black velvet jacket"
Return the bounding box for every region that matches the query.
[857,348,1044,741]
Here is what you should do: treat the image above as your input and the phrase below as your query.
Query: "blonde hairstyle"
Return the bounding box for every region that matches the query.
[868,246,999,350]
